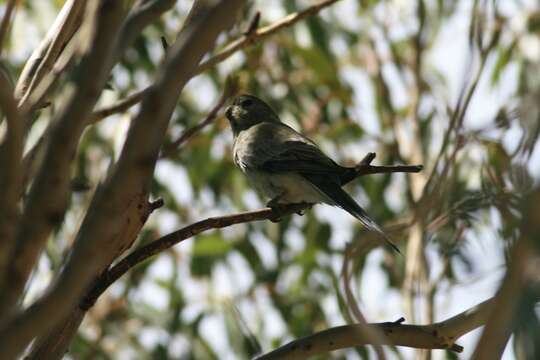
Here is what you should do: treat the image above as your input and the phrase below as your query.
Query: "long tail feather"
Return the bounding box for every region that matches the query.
[307,177,400,254]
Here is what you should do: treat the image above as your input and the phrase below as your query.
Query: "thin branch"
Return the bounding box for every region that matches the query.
[256,298,497,359]
[195,0,341,75]
[111,0,176,63]
[0,0,18,57]
[421,1,499,203]
[341,153,422,185]
[88,0,342,122]
[160,76,238,157]
[26,0,176,116]
[89,88,146,123]
[341,241,387,360]
[22,30,81,115]
[80,204,306,309]
[81,154,422,309]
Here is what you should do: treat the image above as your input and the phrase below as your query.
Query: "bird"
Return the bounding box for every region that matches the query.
[225,94,399,253]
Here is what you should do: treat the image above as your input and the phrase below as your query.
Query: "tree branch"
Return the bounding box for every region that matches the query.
[0,0,127,317]
[340,152,423,186]
[0,73,24,283]
[255,297,496,359]
[89,88,145,123]
[0,2,242,358]
[15,0,86,102]
[195,0,342,75]
[81,153,422,308]
[160,75,238,157]
[472,185,540,359]
[81,203,307,309]
[18,0,86,110]
[88,0,343,122]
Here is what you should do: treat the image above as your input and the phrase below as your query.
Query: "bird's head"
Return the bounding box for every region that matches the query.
[225,94,280,136]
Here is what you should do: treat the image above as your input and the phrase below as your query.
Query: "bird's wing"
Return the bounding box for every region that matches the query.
[251,124,399,253]
[254,124,348,178]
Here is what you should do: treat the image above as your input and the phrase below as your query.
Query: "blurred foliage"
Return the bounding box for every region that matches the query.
[5,0,540,359]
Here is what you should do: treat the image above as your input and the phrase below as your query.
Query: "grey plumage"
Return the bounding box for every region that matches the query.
[225,94,399,253]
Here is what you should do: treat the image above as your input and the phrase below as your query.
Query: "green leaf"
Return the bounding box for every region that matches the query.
[192,233,233,256]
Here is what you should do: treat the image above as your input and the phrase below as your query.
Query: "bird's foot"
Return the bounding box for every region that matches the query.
[267,198,286,222]
[266,197,282,208]
[267,201,312,222]
[296,203,313,216]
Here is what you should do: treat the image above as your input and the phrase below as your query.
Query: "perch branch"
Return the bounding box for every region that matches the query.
[81,154,422,308]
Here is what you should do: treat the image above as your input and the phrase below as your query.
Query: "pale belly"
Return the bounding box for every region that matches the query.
[244,169,330,204]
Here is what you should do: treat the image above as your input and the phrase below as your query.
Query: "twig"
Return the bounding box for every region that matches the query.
[195,0,341,75]
[243,11,260,36]
[340,152,423,185]
[18,0,86,110]
[341,240,387,360]
[89,88,146,123]
[160,36,169,51]
[87,0,342,122]
[160,76,238,157]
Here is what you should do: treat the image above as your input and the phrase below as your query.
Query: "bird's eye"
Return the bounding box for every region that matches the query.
[241,99,253,107]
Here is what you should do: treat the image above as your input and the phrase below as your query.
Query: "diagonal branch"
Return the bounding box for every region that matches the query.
[80,204,307,309]
[81,154,422,309]
[89,89,145,123]
[195,0,342,75]
[160,75,238,157]
[88,0,343,122]
[15,0,86,102]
